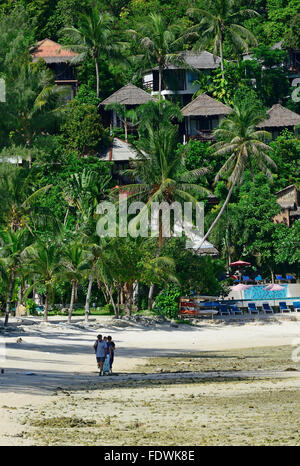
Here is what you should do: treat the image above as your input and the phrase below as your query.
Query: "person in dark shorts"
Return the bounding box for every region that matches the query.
[93,334,107,376]
[107,335,115,374]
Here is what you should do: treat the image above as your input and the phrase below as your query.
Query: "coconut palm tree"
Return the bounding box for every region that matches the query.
[116,122,210,309]
[6,66,65,151]
[60,241,88,323]
[62,6,123,97]
[187,0,259,79]
[196,102,276,251]
[24,241,64,321]
[0,163,53,233]
[0,228,32,325]
[128,13,193,100]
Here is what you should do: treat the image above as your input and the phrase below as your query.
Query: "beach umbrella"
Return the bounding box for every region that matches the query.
[230,283,252,302]
[264,284,285,306]
[264,284,284,291]
[229,260,251,267]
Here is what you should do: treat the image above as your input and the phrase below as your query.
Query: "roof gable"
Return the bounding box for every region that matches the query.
[31,39,78,63]
[100,83,154,106]
[257,104,300,128]
[181,93,232,117]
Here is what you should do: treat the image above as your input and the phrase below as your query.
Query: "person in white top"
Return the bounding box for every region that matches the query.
[93,334,107,376]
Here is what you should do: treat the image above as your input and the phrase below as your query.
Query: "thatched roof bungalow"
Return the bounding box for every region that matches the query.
[100,83,154,132]
[257,104,300,137]
[100,83,154,107]
[181,93,232,141]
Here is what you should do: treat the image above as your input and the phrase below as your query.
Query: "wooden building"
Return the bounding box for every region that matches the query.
[142,51,221,107]
[31,39,78,100]
[181,93,232,142]
[257,104,300,138]
[274,185,300,226]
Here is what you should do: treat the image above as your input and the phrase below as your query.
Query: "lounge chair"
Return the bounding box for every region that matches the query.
[242,275,250,282]
[275,274,285,282]
[262,302,274,314]
[286,274,295,282]
[255,275,263,282]
[230,305,243,316]
[279,302,290,313]
[219,304,230,316]
[293,302,300,312]
[247,302,260,315]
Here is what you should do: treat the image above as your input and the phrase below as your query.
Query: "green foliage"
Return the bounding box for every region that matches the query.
[61,100,111,156]
[154,286,181,319]
[25,298,36,315]
[270,130,300,190]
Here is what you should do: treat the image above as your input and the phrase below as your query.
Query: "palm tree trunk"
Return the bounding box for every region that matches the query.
[85,274,94,323]
[220,34,225,80]
[158,66,162,101]
[94,57,100,98]
[64,206,70,226]
[148,214,163,310]
[68,281,76,323]
[4,270,16,326]
[124,116,128,142]
[44,289,49,322]
[197,182,235,253]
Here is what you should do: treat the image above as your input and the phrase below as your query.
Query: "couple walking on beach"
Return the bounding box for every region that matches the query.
[94,334,115,376]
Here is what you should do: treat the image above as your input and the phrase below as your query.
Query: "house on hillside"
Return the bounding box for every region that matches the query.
[274,185,300,227]
[31,39,78,100]
[99,137,140,184]
[243,41,300,86]
[181,93,232,142]
[99,83,154,135]
[142,51,221,106]
[257,104,300,138]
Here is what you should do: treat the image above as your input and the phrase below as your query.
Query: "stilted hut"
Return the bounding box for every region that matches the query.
[181,93,232,142]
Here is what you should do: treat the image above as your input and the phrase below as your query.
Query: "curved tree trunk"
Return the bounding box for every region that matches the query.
[84,274,94,323]
[196,182,235,253]
[4,269,16,326]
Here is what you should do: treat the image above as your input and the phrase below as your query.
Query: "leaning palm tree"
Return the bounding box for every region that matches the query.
[196,102,276,252]
[128,13,194,99]
[187,0,259,79]
[62,6,123,97]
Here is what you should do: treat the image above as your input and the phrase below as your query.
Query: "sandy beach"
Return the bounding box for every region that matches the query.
[1,315,300,445]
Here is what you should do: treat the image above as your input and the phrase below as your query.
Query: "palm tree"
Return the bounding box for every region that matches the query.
[62,168,111,230]
[0,163,53,232]
[24,241,63,321]
[129,13,193,100]
[60,241,88,323]
[117,122,210,309]
[196,102,276,252]
[0,228,31,325]
[6,66,65,150]
[188,0,259,79]
[63,6,122,97]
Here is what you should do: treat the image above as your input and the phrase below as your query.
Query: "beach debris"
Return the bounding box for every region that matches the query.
[16,337,23,343]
